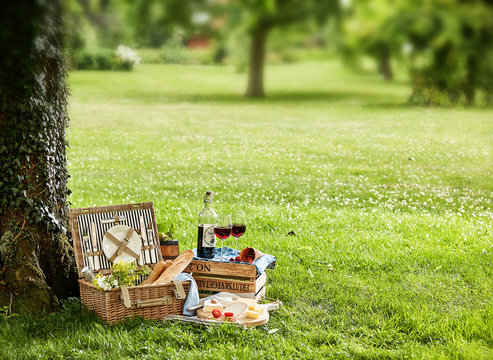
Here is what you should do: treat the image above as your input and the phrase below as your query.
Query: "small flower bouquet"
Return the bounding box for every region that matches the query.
[92,261,151,291]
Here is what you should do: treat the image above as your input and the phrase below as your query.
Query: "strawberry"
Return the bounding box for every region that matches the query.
[212,309,221,318]
[224,312,234,317]
[235,256,241,261]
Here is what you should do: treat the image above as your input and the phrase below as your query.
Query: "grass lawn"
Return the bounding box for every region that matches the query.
[2,61,493,359]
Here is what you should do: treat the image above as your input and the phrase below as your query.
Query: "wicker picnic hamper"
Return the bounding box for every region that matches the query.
[69,202,190,323]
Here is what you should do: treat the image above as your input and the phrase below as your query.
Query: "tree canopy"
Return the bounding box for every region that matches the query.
[344,0,493,105]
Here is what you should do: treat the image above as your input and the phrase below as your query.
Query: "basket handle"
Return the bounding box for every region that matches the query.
[120,283,185,309]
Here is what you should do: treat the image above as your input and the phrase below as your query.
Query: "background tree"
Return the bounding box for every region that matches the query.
[66,0,132,56]
[400,0,493,105]
[78,0,340,96]
[232,0,340,97]
[76,0,130,48]
[138,0,340,96]
[344,0,493,105]
[126,0,200,48]
[341,0,406,80]
[0,1,78,313]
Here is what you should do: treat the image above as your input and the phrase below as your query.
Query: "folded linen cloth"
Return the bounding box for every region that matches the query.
[174,273,199,316]
[192,247,276,275]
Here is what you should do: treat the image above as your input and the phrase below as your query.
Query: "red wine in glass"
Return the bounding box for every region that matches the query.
[214,214,232,260]
[214,226,232,239]
[231,211,246,256]
[232,224,246,237]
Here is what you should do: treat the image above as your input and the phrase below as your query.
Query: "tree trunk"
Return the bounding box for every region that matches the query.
[464,55,477,106]
[0,1,78,314]
[378,48,393,81]
[245,23,269,98]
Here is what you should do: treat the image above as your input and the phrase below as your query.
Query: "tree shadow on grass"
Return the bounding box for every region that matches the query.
[132,89,411,107]
[123,88,493,110]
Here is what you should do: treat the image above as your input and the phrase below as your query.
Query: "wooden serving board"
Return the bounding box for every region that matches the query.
[196,308,269,328]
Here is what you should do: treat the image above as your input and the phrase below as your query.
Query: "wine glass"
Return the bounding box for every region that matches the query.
[231,211,246,256]
[214,213,232,261]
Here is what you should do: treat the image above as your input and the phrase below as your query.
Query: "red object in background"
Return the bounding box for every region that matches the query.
[187,37,210,49]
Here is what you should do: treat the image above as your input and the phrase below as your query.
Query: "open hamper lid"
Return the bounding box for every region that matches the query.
[69,202,163,276]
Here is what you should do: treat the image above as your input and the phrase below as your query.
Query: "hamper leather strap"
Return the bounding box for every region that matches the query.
[172,280,186,300]
[106,228,139,262]
[121,285,132,308]
[120,285,173,309]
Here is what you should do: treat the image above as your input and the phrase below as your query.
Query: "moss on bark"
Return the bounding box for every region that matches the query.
[0,0,78,313]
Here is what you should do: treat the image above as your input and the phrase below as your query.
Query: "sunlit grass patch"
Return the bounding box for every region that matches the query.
[3,62,491,359]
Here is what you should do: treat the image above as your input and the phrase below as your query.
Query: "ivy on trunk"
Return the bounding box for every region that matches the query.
[0,0,78,313]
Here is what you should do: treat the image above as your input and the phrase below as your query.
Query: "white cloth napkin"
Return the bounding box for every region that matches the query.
[174,273,199,316]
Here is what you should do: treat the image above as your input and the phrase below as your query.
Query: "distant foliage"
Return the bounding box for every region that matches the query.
[345,0,493,105]
[159,29,211,65]
[154,31,216,65]
[225,26,249,72]
[404,1,493,106]
[74,48,114,70]
[73,46,140,71]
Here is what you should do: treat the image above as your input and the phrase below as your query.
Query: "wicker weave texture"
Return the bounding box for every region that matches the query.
[80,280,190,323]
[71,203,190,323]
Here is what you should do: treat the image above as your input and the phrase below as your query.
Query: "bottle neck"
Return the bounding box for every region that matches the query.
[203,190,213,204]
[199,199,216,224]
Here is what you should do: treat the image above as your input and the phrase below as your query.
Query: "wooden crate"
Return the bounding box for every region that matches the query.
[69,202,190,323]
[185,260,268,301]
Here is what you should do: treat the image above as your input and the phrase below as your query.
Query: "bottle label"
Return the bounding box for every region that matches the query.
[202,224,216,248]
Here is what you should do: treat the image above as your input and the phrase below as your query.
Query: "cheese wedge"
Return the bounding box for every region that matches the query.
[248,305,265,314]
[236,298,257,308]
[203,299,224,313]
[215,296,233,306]
[246,309,260,319]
